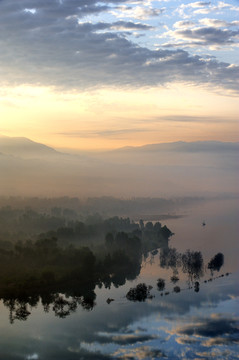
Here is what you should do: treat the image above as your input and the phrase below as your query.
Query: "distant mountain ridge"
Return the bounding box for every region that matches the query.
[0,136,238,197]
[114,141,239,153]
[0,136,238,157]
[0,135,59,158]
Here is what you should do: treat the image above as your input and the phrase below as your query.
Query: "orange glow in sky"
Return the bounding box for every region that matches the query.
[1,84,238,150]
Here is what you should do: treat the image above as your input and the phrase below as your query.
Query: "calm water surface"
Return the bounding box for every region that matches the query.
[0,198,238,359]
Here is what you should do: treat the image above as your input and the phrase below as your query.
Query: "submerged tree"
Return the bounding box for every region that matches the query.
[173,286,180,293]
[157,278,165,291]
[208,252,224,275]
[171,275,179,284]
[126,283,152,302]
[160,247,181,274]
[181,250,204,283]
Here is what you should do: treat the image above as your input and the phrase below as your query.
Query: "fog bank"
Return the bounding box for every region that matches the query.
[0,136,238,198]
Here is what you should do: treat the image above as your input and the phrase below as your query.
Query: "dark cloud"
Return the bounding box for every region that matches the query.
[97,333,157,345]
[174,20,195,28]
[172,27,239,46]
[0,0,238,92]
[162,23,239,51]
[176,315,239,338]
[114,346,167,359]
[203,336,239,346]
[139,347,167,358]
[77,20,154,32]
[110,20,154,31]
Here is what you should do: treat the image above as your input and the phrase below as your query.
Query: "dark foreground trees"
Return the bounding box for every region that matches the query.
[0,214,174,322]
[126,283,153,301]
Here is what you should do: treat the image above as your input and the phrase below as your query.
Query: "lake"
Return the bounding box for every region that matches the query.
[0,197,238,359]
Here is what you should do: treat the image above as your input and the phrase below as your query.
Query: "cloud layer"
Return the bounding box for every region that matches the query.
[0,0,238,92]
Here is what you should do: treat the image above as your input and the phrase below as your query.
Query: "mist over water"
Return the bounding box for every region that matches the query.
[0,136,238,359]
[0,197,238,359]
[1,0,238,356]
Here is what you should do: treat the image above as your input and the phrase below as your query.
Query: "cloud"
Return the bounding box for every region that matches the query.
[97,333,157,345]
[173,20,196,29]
[203,336,239,346]
[135,115,237,126]
[57,116,238,139]
[173,18,239,30]
[188,2,212,9]
[111,5,166,20]
[73,20,155,42]
[199,18,239,27]
[178,0,212,14]
[177,1,239,18]
[158,115,229,123]
[194,1,239,15]
[177,1,211,18]
[57,128,148,139]
[0,0,238,92]
[195,349,236,358]
[162,26,239,50]
[77,20,154,32]
[113,345,167,359]
[176,336,200,344]
[68,344,112,359]
[175,315,239,338]
[110,21,154,31]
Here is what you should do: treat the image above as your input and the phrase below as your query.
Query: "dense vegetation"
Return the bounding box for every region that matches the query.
[0,195,204,230]
[0,204,172,246]
[0,202,225,323]
[0,207,174,322]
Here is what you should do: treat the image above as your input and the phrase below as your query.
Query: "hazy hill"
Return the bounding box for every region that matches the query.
[113,141,239,153]
[94,141,239,169]
[0,136,238,198]
[0,135,59,158]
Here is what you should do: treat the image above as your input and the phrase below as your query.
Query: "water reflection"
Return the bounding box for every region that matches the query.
[0,244,230,324]
[1,218,173,323]
[0,198,238,360]
[3,293,90,323]
[208,252,224,275]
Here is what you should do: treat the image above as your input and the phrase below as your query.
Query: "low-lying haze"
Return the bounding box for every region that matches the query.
[0,135,238,198]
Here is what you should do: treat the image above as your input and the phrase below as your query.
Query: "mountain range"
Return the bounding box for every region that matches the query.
[0,135,238,198]
[0,135,58,158]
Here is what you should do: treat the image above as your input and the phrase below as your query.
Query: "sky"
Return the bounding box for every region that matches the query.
[0,0,239,150]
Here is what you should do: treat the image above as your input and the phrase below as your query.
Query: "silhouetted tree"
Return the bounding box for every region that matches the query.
[208,253,224,275]
[161,225,174,239]
[194,281,200,292]
[171,275,179,283]
[126,283,152,302]
[182,250,204,282]
[157,278,165,291]
[160,247,180,270]
[139,219,144,230]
